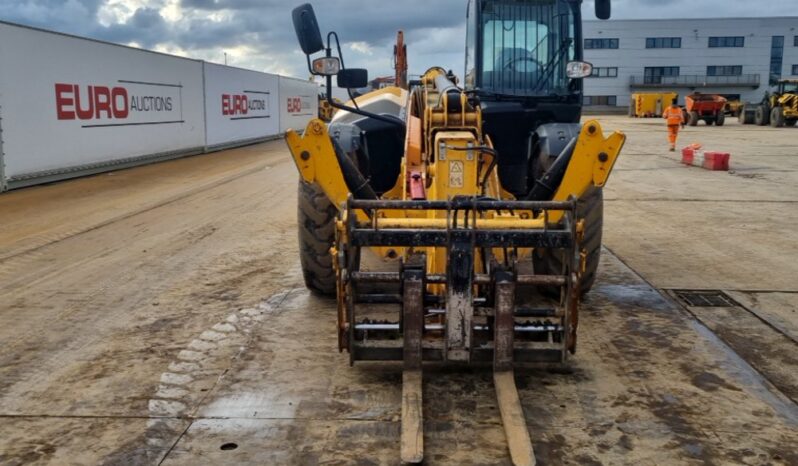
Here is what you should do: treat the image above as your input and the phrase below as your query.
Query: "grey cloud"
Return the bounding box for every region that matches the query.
[1,0,794,80]
[0,0,103,31]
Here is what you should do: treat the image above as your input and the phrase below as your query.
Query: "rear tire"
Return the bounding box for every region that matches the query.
[688,111,699,126]
[533,188,603,297]
[786,119,797,127]
[715,112,725,126]
[770,107,785,128]
[739,106,754,124]
[297,180,337,296]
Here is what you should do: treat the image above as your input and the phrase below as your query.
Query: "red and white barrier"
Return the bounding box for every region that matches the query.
[681,145,730,171]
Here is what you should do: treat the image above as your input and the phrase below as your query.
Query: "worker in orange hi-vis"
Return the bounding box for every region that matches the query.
[663,97,685,152]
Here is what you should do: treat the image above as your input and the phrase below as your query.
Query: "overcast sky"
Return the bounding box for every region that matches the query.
[1,0,794,80]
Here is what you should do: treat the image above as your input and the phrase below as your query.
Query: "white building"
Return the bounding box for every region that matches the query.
[583,17,798,108]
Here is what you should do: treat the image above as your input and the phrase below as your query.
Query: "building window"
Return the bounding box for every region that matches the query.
[585,38,619,49]
[771,36,784,84]
[646,37,681,48]
[584,95,617,106]
[590,67,618,78]
[792,65,798,76]
[644,66,680,84]
[708,36,745,48]
[707,65,743,76]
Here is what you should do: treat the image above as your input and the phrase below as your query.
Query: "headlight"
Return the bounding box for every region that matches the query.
[312,57,341,76]
[566,61,593,79]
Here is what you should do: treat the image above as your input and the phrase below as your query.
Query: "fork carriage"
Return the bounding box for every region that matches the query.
[336,196,583,366]
[332,196,584,465]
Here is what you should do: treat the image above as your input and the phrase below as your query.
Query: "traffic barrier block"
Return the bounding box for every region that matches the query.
[681,146,730,171]
[681,147,695,166]
[702,151,730,171]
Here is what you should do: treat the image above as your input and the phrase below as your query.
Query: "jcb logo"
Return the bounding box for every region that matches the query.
[287,97,303,113]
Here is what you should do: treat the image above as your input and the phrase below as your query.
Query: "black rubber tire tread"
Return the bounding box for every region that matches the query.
[297,180,338,296]
[688,111,699,126]
[771,107,785,128]
[715,112,725,126]
[533,187,603,297]
[755,105,769,126]
[739,106,755,125]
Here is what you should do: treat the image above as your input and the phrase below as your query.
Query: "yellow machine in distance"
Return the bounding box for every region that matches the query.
[741,79,798,127]
[629,92,678,118]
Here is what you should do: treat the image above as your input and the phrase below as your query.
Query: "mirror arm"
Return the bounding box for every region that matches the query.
[326,31,360,109]
[327,32,346,68]
[313,29,397,127]
[306,54,314,75]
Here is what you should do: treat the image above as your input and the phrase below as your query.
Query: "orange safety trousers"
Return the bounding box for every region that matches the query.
[663,106,683,148]
[667,125,680,147]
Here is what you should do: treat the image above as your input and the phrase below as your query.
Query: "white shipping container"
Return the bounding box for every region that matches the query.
[278,76,319,133]
[203,63,280,148]
[0,22,205,188]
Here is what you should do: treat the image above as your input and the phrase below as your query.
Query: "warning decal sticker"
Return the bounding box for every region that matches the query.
[449,160,464,188]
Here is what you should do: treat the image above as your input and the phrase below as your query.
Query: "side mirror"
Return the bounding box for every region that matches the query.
[595,0,611,20]
[292,4,324,55]
[337,68,368,89]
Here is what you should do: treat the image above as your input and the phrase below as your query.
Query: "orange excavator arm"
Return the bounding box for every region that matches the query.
[394,31,408,90]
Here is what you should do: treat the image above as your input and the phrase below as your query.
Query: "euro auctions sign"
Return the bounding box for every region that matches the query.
[54,80,184,127]
[221,91,271,120]
[286,95,313,116]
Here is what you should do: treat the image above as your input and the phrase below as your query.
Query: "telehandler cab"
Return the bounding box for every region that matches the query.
[285,1,623,464]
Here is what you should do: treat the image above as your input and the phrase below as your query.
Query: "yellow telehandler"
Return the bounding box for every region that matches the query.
[285,1,624,464]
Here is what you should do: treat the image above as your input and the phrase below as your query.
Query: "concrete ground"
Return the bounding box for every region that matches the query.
[0,115,796,465]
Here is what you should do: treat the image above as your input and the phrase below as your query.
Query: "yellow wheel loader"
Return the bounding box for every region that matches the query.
[286,2,624,464]
[748,79,798,127]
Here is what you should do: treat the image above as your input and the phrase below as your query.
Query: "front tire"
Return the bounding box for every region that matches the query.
[297,180,337,296]
[533,188,604,297]
[688,111,699,126]
[715,112,725,126]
